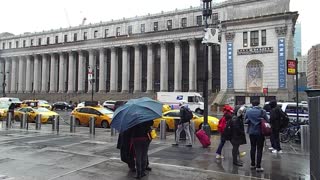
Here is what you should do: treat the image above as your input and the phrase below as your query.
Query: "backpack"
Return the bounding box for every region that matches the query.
[222,119,232,140]
[218,116,227,133]
[184,107,193,121]
[279,108,289,129]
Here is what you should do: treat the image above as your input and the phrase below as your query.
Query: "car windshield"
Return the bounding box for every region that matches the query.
[98,108,113,114]
[35,108,50,112]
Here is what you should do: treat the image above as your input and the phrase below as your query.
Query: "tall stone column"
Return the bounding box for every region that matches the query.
[160,42,168,92]
[146,43,153,93]
[99,48,106,93]
[58,53,65,92]
[208,46,212,92]
[110,47,118,93]
[78,51,85,93]
[41,54,48,92]
[134,45,142,93]
[4,58,11,93]
[25,56,32,93]
[49,53,57,92]
[10,57,17,93]
[68,52,75,93]
[174,40,182,92]
[33,55,40,92]
[18,56,24,93]
[121,46,129,93]
[189,39,197,92]
[88,49,95,93]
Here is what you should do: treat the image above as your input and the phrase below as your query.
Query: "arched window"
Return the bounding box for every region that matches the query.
[246,60,263,91]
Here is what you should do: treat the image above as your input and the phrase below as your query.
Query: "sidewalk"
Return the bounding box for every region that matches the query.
[0,123,310,180]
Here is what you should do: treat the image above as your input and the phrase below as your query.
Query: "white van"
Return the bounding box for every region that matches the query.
[156,92,204,113]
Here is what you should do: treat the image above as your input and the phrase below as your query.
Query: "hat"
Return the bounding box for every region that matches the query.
[223,104,234,113]
[237,106,246,117]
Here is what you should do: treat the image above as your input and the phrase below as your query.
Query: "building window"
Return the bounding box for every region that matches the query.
[196,15,202,26]
[128,25,132,35]
[2,43,4,49]
[167,20,172,30]
[181,18,187,28]
[31,39,34,46]
[55,36,58,43]
[116,27,120,36]
[37,38,41,46]
[23,40,26,47]
[250,31,259,46]
[83,32,87,40]
[94,30,98,38]
[9,42,12,49]
[73,33,77,41]
[261,30,266,46]
[243,32,248,47]
[105,29,109,38]
[46,37,50,45]
[15,41,19,48]
[141,24,145,33]
[64,35,68,42]
[154,22,158,31]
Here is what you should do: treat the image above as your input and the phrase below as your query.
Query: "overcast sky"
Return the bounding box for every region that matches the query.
[0,0,318,55]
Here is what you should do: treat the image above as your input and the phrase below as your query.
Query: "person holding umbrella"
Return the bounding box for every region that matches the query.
[111,97,163,179]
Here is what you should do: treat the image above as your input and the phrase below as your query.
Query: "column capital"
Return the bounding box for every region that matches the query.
[188,38,196,44]
[146,42,153,48]
[160,41,167,47]
[173,40,181,46]
[121,45,128,51]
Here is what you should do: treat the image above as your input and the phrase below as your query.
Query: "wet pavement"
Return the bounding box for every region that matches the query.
[0,122,310,180]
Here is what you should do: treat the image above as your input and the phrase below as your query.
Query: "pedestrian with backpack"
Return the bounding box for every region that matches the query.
[215,105,234,159]
[172,103,193,147]
[269,100,284,153]
[245,100,269,172]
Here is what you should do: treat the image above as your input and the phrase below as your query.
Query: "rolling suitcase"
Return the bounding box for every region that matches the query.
[196,129,211,148]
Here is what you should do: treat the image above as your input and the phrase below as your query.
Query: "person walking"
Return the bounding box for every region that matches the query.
[245,100,269,172]
[131,121,153,179]
[230,106,247,166]
[172,103,193,147]
[8,99,15,126]
[269,100,283,153]
[216,105,234,159]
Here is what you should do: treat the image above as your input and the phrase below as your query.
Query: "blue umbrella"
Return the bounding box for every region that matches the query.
[111,97,163,133]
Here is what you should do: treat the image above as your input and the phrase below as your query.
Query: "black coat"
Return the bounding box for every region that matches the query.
[117,128,135,168]
[230,116,247,145]
[270,107,281,132]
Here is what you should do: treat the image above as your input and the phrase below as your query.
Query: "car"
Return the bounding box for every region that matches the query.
[153,110,219,132]
[0,102,10,120]
[21,100,52,110]
[52,101,74,110]
[0,97,22,108]
[102,100,116,110]
[71,106,113,128]
[14,107,58,123]
[38,100,53,110]
[114,101,127,111]
[77,102,85,108]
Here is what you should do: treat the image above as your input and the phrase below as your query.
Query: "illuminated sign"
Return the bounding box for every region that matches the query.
[287,60,297,75]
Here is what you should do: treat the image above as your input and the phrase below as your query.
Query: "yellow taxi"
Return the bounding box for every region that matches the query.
[21,100,52,110]
[71,106,113,128]
[0,103,10,120]
[14,107,58,123]
[153,110,219,132]
[162,104,171,113]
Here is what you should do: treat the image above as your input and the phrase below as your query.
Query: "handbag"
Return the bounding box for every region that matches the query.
[147,129,157,140]
[260,110,271,136]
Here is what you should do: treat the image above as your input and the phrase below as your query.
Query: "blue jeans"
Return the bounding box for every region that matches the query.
[216,137,226,155]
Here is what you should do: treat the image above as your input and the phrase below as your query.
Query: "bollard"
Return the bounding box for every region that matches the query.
[6,112,12,129]
[35,114,41,130]
[52,116,56,131]
[111,128,117,136]
[56,116,60,134]
[21,113,27,129]
[70,115,76,133]
[160,119,166,140]
[300,125,310,152]
[89,116,95,135]
[190,121,195,144]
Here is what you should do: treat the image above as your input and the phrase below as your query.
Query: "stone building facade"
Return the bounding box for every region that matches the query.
[307,44,320,89]
[0,0,298,105]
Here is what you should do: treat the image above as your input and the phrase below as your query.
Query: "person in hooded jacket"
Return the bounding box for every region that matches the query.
[269,100,283,153]
[230,105,247,166]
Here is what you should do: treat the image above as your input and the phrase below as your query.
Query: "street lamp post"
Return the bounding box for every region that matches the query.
[1,72,9,97]
[202,0,213,137]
